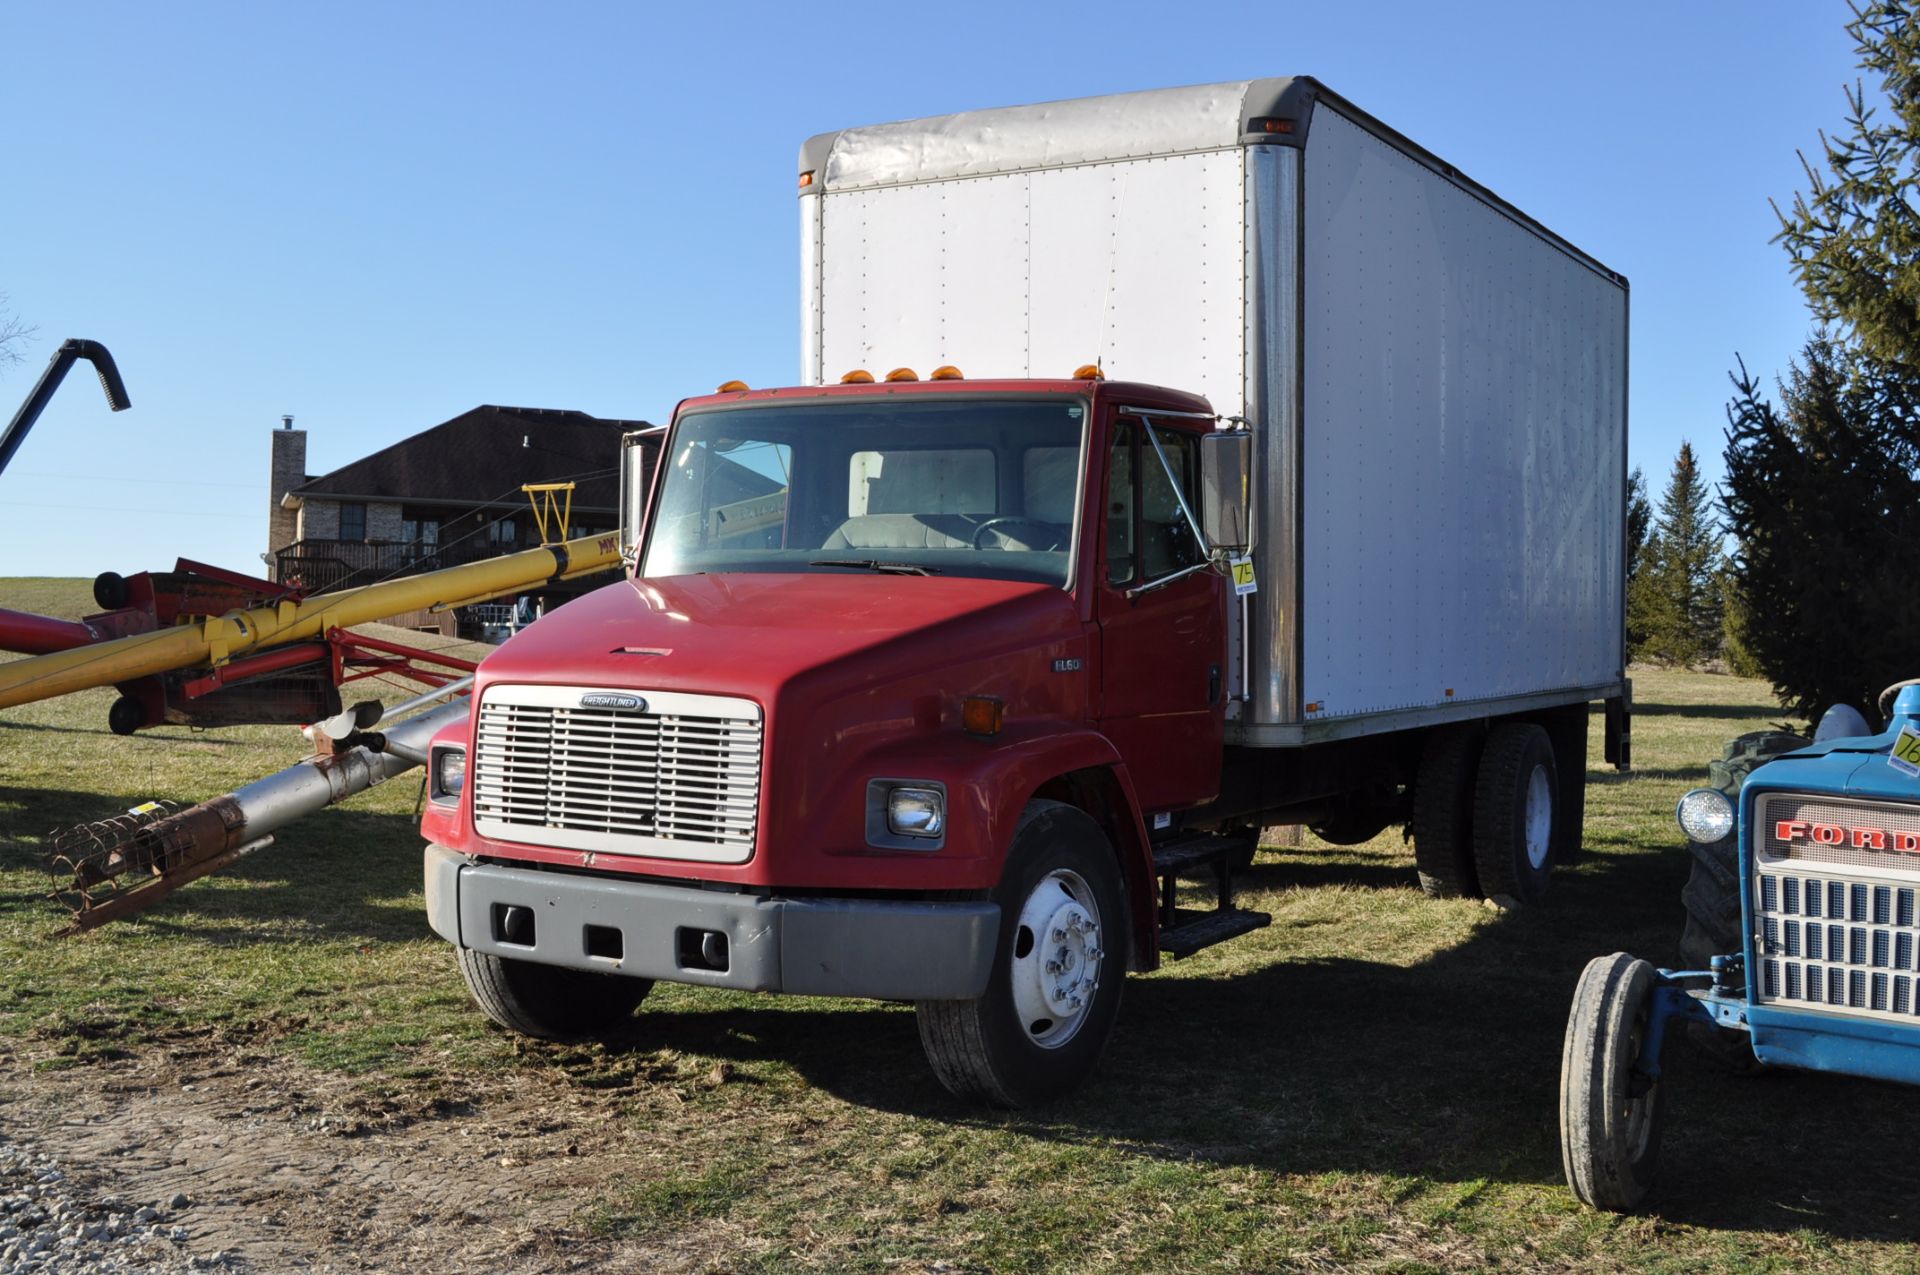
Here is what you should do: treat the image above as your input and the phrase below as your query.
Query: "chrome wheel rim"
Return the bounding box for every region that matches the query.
[1008,868,1104,1049]
[1524,763,1554,871]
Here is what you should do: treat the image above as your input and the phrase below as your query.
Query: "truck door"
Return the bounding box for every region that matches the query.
[1094,413,1226,814]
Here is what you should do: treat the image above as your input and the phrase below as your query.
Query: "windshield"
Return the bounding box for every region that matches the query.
[641,398,1086,587]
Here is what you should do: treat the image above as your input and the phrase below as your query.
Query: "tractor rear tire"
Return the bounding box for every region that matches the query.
[1677,729,1806,1071]
[1560,952,1666,1212]
[456,948,652,1041]
[1676,730,1810,970]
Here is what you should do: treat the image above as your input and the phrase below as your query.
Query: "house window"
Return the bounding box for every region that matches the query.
[401,518,441,560]
[489,516,518,545]
[338,502,367,542]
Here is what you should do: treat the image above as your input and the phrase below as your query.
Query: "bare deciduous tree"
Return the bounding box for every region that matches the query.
[0,294,37,371]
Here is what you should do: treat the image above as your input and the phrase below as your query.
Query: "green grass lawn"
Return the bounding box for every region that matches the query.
[4,577,1917,1271]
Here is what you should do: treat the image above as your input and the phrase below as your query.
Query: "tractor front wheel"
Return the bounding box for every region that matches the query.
[1560,952,1666,1212]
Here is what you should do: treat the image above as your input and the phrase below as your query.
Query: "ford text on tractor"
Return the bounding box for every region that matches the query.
[420,78,1632,1106]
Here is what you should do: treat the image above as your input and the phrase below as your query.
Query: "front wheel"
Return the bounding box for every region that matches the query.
[916,800,1126,1108]
[456,948,653,1041]
[1560,952,1666,1212]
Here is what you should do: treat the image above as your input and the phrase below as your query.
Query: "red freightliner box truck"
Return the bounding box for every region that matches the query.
[420,77,1631,1106]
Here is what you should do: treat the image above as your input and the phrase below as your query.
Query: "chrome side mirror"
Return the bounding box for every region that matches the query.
[1200,430,1252,553]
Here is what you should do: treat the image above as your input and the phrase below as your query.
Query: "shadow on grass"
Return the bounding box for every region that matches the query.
[10,779,1916,1245]
[577,847,1920,1245]
[1634,702,1796,722]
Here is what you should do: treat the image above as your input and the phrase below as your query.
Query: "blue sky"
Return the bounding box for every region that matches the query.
[0,1,1865,578]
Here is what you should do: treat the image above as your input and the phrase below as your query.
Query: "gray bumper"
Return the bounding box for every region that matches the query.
[424,844,998,1000]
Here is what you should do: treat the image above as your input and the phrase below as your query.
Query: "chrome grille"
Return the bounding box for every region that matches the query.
[472,685,762,863]
[1753,793,1920,1024]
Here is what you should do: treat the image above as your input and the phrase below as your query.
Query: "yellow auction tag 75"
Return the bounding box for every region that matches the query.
[1229,555,1258,597]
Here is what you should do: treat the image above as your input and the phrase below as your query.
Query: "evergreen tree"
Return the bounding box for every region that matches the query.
[1623,466,1654,657]
[1631,443,1724,668]
[1722,338,1920,718]
[1777,3,1920,371]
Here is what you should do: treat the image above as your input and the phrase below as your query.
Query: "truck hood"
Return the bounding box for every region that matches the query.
[477,571,1080,702]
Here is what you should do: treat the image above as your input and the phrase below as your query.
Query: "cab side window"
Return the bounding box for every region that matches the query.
[1106,423,1137,586]
[1139,424,1203,579]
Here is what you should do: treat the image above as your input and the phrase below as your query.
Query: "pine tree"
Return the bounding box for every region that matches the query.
[1623,466,1654,657]
[1776,3,1920,372]
[1722,338,1920,717]
[1631,443,1724,668]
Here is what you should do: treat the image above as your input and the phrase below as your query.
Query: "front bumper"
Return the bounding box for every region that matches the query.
[424,844,998,1000]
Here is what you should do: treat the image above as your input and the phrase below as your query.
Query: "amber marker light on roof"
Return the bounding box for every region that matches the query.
[840,369,875,384]
[1073,364,1105,381]
[798,171,815,188]
[716,380,750,392]
[961,695,1005,738]
[1249,117,1295,135]
[884,367,919,383]
[929,365,964,380]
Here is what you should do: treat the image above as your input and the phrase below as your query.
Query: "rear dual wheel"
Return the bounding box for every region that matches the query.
[1412,721,1563,906]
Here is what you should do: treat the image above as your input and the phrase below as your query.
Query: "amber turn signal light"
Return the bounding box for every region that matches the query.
[962,695,1005,737]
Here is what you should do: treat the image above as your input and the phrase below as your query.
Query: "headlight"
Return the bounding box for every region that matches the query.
[887,786,945,838]
[432,747,467,803]
[1676,788,1733,843]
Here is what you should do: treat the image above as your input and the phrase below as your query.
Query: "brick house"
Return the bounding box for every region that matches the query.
[268,405,652,634]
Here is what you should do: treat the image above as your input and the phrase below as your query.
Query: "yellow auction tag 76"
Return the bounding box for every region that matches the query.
[1891,725,1920,778]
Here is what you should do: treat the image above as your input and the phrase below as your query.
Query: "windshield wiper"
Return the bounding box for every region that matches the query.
[808,558,941,576]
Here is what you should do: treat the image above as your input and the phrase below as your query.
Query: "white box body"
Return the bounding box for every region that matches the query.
[800,79,1628,742]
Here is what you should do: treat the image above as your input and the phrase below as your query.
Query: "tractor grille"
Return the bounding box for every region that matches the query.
[471,684,763,863]
[1752,793,1920,1023]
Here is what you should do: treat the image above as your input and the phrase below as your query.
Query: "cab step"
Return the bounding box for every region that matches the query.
[1160,908,1272,957]
[1150,830,1269,957]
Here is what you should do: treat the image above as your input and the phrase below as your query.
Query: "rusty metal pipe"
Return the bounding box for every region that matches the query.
[53,697,471,932]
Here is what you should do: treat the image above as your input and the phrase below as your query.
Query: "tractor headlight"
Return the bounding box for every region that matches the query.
[887,786,946,838]
[1676,788,1733,843]
[431,746,467,804]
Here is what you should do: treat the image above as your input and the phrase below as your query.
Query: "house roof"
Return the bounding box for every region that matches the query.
[287,405,649,512]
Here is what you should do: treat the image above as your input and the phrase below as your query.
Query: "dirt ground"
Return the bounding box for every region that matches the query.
[0,1032,727,1274]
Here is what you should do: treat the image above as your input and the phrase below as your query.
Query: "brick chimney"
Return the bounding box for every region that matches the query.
[268,415,307,579]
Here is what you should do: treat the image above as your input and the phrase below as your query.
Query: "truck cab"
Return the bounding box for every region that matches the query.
[422,373,1256,1106]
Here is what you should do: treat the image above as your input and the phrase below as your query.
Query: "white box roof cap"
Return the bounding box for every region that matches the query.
[800,78,1314,192]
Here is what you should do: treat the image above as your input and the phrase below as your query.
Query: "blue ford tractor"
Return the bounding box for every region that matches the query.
[1560,682,1920,1211]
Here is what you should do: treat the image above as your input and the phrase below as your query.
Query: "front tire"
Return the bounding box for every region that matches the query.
[1472,722,1558,906]
[1560,952,1666,1212]
[916,800,1126,1108]
[456,948,652,1041]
